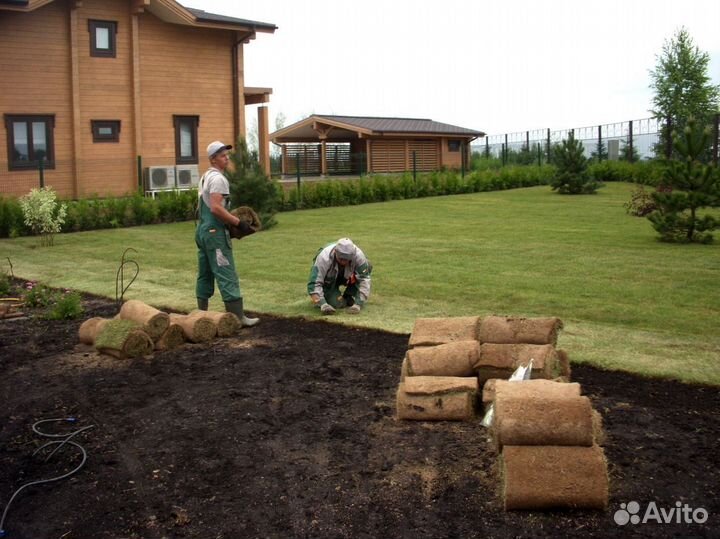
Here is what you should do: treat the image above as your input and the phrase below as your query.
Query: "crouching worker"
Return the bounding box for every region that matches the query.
[195,140,259,327]
[308,238,372,315]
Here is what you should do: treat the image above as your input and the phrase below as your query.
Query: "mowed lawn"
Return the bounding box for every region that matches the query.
[2,182,718,385]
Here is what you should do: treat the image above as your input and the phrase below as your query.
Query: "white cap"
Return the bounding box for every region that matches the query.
[207,141,232,158]
[335,238,355,260]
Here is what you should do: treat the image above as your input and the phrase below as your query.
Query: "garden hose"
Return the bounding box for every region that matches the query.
[115,247,139,307]
[0,418,94,537]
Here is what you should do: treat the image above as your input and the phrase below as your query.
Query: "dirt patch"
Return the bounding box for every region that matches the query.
[0,297,718,539]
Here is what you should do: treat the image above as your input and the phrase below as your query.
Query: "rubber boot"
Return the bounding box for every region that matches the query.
[224,298,259,328]
[197,297,209,311]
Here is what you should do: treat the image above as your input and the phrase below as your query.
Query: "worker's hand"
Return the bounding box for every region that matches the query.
[320,303,336,315]
[310,294,321,305]
[347,304,361,315]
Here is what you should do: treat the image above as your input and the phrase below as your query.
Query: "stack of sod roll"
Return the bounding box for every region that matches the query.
[78,299,242,359]
[396,315,570,421]
[491,379,608,511]
[396,314,609,511]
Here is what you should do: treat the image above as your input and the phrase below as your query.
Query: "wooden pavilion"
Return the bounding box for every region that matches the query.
[270,115,485,176]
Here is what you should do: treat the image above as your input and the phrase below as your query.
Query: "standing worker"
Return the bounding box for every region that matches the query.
[195,140,259,327]
[308,238,372,315]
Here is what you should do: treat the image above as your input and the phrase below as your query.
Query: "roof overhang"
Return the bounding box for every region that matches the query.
[0,0,277,35]
[244,87,273,105]
[271,116,375,144]
[271,115,484,144]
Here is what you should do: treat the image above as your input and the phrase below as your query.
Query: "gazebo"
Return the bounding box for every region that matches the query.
[270,115,484,176]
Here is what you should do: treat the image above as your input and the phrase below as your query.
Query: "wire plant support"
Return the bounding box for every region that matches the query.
[0,418,95,537]
[115,247,139,308]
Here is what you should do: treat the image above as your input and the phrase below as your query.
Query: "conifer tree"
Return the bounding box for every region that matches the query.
[226,138,282,230]
[648,117,720,243]
[550,134,602,194]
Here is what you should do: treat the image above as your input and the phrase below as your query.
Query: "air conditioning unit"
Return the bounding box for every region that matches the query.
[175,164,200,188]
[145,166,176,191]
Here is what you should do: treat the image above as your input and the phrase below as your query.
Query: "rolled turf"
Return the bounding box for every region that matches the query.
[396,376,478,421]
[407,316,480,348]
[405,340,480,377]
[118,299,170,340]
[478,316,563,346]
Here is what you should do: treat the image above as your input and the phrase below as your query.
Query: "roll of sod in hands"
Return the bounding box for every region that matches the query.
[493,395,595,448]
[93,319,154,359]
[478,316,563,346]
[396,376,478,421]
[408,317,481,348]
[169,312,217,343]
[154,323,186,351]
[404,340,480,377]
[475,343,561,383]
[191,309,241,337]
[501,445,609,510]
[118,300,170,340]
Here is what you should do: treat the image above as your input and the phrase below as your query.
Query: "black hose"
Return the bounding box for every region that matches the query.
[0,418,94,537]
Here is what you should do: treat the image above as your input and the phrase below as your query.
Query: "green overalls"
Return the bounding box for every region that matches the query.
[195,193,241,303]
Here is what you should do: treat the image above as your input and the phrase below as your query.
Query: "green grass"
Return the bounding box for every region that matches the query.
[2,182,719,385]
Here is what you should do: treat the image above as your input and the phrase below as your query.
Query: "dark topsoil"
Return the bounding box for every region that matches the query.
[0,296,718,539]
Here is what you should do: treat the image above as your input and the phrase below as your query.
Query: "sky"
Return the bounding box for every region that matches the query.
[188,0,720,137]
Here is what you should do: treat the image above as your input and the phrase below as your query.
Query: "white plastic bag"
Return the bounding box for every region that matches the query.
[480,359,533,428]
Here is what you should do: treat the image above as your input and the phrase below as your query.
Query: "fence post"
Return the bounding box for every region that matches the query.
[712,113,719,167]
[537,142,542,167]
[485,137,489,159]
[597,125,603,162]
[546,128,551,164]
[37,157,45,188]
[526,131,530,153]
[412,150,417,182]
[504,134,508,166]
[628,120,634,163]
[296,153,302,209]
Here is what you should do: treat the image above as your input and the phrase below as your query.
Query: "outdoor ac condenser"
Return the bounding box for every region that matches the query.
[175,164,200,188]
[145,166,176,191]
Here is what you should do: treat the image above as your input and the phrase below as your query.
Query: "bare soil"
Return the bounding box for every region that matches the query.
[0,295,718,539]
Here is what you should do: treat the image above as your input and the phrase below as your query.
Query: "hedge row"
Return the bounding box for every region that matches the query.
[0,190,198,238]
[281,166,555,210]
[0,160,665,239]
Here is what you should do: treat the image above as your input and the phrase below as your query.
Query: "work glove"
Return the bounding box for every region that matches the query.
[320,303,336,315]
[347,304,361,315]
[228,206,262,239]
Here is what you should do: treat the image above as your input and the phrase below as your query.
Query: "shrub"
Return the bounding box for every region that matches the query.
[0,272,10,296]
[624,185,660,217]
[227,138,282,229]
[550,136,603,194]
[18,187,67,246]
[0,197,26,238]
[648,117,720,243]
[23,281,55,308]
[45,290,84,320]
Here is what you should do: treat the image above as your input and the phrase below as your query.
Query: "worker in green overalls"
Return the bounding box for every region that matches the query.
[195,140,259,327]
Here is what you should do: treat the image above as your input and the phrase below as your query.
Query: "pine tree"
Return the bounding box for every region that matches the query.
[619,139,640,162]
[550,134,602,194]
[648,117,720,243]
[591,140,608,162]
[226,138,282,230]
[649,28,720,160]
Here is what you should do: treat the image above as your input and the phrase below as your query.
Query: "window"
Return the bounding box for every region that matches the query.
[89,20,117,58]
[448,140,461,152]
[91,120,121,142]
[173,115,199,164]
[4,114,55,170]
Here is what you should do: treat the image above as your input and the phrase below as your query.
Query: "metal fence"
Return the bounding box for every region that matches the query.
[473,114,720,165]
[474,117,661,163]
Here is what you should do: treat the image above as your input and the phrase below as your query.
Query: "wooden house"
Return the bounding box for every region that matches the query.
[0,0,275,199]
[271,115,485,176]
